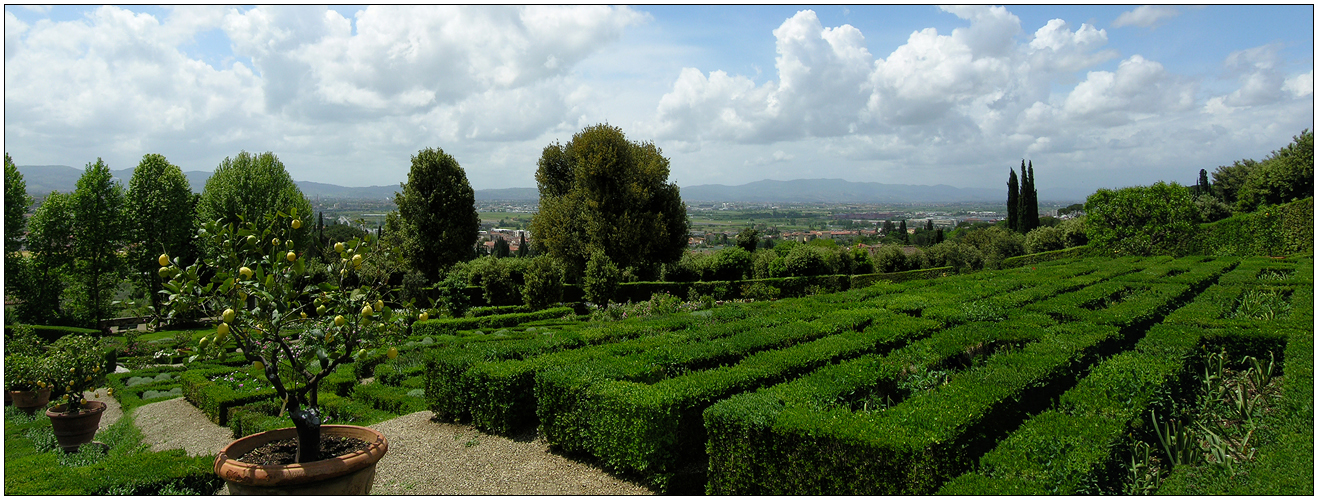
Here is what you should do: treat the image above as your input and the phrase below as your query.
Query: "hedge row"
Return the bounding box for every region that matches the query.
[3,324,101,343]
[411,306,575,337]
[1023,280,1193,331]
[999,244,1094,269]
[1194,197,1313,256]
[3,412,221,495]
[452,309,843,435]
[224,391,396,438]
[535,309,942,489]
[181,362,358,425]
[1216,255,1314,286]
[704,319,1123,495]
[938,322,1208,494]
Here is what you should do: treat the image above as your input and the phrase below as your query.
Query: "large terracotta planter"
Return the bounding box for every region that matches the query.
[46,400,107,452]
[214,425,388,495]
[10,388,52,415]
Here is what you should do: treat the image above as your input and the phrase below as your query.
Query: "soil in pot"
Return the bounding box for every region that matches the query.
[238,436,370,466]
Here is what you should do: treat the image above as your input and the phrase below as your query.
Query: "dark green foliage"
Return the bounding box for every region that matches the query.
[125,153,196,313]
[411,307,574,337]
[196,151,311,252]
[735,228,759,253]
[1194,197,1313,256]
[1085,181,1198,256]
[1235,129,1314,213]
[1008,164,1020,232]
[522,255,566,309]
[70,159,127,326]
[178,366,279,425]
[711,246,752,281]
[5,153,31,301]
[1211,158,1258,206]
[583,252,621,305]
[530,124,688,278]
[393,147,481,281]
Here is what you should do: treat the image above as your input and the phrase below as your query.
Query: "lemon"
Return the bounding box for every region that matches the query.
[286,251,297,262]
[375,299,384,311]
[292,219,302,229]
[158,254,170,266]
[418,311,429,321]
[316,305,327,316]
[246,235,257,246]
[159,266,172,279]
[357,348,367,358]
[387,347,399,359]
[361,304,374,317]
[253,361,265,370]
[300,311,307,319]
[335,242,345,253]
[352,254,363,267]
[239,267,253,279]
[272,237,281,247]
[200,336,210,348]
[223,308,236,323]
[335,315,346,327]
[217,323,230,336]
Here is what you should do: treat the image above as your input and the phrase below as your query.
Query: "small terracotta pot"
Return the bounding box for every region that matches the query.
[10,388,52,415]
[214,425,388,495]
[46,400,107,452]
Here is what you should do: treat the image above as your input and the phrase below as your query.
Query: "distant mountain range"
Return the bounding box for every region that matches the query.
[12,165,1088,204]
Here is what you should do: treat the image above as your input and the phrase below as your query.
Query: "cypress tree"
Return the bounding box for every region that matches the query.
[1196,169,1210,196]
[1007,166,1020,232]
[899,220,909,244]
[1028,161,1038,232]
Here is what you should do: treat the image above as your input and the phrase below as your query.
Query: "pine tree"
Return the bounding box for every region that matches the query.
[1007,166,1020,232]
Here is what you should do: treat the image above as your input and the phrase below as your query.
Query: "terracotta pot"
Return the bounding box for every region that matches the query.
[46,400,107,452]
[10,388,52,415]
[214,425,388,495]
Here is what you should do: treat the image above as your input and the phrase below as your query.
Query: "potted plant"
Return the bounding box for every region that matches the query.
[44,334,111,452]
[161,211,409,495]
[5,324,52,414]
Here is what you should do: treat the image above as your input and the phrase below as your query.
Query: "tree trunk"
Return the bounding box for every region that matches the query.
[287,397,322,463]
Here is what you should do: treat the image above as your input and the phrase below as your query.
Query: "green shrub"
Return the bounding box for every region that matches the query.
[1085,181,1198,256]
[521,255,565,310]
[583,252,622,305]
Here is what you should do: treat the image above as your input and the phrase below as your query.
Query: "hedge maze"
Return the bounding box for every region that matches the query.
[422,253,1313,493]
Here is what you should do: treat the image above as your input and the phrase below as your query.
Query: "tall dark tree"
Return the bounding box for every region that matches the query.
[394,147,481,282]
[1022,161,1033,233]
[125,154,195,312]
[530,124,688,280]
[736,227,759,253]
[898,220,908,244]
[493,237,511,258]
[5,153,31,300]
[72,158,127,326]
[925,219,934,231]
[1195,169,1211,196]
[516,233,529,258]
[1007,165,1020,232]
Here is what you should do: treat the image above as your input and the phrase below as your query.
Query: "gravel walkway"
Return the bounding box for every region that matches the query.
[125,397,654,495]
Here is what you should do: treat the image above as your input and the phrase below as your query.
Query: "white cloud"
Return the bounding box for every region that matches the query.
[744,149,795,166]
[1062,55,1196,125]
[1283,70,1313,98]
[1112,6,1180,28]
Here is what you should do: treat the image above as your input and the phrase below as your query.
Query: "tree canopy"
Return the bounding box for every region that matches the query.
[1235,129,1314,212]
[126,154,196,309]
[393,147,480,281]
[530,124,688,279]
[1084,181,1197,256]
[71,158,127,324]
[197,151,312,248]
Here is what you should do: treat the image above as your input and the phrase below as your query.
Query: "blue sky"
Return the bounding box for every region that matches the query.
[4,5,1313,200]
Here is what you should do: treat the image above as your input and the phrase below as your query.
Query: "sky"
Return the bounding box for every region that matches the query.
[4,4,1314,199]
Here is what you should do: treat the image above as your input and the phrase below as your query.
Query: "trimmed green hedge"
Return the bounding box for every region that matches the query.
[1000,244,1093,269]
[1194,197,1313,256]
[179,366,279,425]
[4,410,222,495]
[412,307,574,337]
[536,310,941,490]
[704,320,1123,495]
[3,324,101,343]
[938,323,1207,494]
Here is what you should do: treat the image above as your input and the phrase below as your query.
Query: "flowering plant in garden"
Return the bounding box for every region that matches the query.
[160,210,411,463]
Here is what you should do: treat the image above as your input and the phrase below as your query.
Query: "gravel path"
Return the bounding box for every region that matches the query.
[368,411,654,495]
[133,397,234,457]
[83,388,122,430]
[124,397,654,495]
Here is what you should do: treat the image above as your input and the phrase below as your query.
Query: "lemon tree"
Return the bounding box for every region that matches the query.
[160,208,408,463]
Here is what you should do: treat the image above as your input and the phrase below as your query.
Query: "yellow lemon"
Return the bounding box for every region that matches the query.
[316,305,327,316]
[335,315,346,327]
[418,311,429,321]
[352,254,363,267]
[239,267,253,279]
[387,347,398,360]
[217,323,230,336]
[159,266,172,279]
[272,237,281,247]
[335,242,345,253]
[286,251,297,262]
[223,308,236,323]
[292,219,302,229]
[361,305,374,317]
[253,361,264,370]
[375,299,384,312]
[300,311,307,319]
[158,254,170,266]
[200,336,210,348]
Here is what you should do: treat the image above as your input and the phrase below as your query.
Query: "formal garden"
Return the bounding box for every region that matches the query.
[3,128,1313,494]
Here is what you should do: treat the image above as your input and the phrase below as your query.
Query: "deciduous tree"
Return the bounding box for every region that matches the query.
[197,151,311,256]
[1236,129,1314,213]
[1085,182,1197,256]
[5,153,31,298]
[530,124,688,280]
[125,153,196,311]
[393,148,481,282]
[71,158,127,325]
